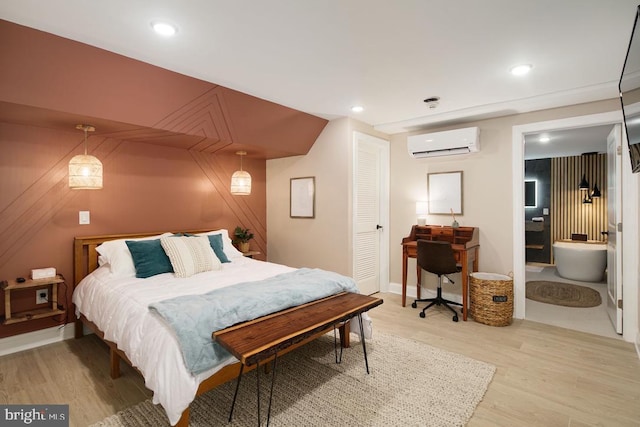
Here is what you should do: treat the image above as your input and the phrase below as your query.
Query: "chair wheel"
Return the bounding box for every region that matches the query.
[453,315,459,322]
[419,311,426,318]
[411,302,417,308]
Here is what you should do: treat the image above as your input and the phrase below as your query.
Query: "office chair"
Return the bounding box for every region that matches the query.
[411,239,463,322]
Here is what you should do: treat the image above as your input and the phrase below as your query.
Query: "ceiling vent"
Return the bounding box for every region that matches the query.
[407,127,480,158]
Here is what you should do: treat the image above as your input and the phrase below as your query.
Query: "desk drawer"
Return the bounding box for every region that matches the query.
[430,227,453,237]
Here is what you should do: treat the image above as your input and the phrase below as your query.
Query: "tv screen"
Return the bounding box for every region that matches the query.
[619,5,640,174]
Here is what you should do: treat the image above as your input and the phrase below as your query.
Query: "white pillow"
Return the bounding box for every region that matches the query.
[160,235,221,278]
[96,232,172,278]
[195,229,245,259]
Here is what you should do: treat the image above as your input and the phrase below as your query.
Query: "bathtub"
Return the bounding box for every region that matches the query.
[552,240,607,282]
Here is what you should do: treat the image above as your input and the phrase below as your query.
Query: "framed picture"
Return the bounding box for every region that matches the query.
[428,171,463,215]
[290,177,315,218]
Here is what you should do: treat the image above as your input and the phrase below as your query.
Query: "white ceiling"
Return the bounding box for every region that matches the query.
[1,1,638,134]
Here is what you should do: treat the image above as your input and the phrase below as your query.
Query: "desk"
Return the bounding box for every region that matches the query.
[401,225,479,321]
[213,292,383,426]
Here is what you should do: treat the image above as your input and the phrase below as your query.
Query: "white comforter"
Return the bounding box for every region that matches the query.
[73,256,295,425]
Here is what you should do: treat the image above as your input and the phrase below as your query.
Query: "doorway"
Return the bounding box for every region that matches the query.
[523,124,619,338]
[512,111,639,343]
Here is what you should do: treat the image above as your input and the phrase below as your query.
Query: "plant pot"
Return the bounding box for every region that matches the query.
[238,242,250,253]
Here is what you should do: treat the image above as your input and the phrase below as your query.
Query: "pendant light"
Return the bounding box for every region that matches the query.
[578,174,589,191]
[230,151,251,195]
[69,124,103,189]
[591,183,601,198]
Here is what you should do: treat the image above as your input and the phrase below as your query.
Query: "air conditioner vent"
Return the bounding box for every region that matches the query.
[408,127,480,158]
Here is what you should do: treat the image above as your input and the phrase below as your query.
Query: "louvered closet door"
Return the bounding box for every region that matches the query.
[353,132,387,295]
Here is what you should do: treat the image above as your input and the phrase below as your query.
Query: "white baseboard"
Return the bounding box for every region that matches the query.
[0,324,75,357]
[387,281,462,304]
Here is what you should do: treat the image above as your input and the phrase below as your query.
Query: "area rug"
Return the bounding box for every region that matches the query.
[526,280,602,307]
[91,332,495,427]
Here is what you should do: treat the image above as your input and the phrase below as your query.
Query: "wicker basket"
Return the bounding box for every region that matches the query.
[469,272,513,326]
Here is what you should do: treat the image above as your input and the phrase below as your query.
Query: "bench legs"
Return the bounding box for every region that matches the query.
[229,354,279,427]
[229,364,244,422]
[358,314,370,374]
[226,319,359,427]
[334,315,369,374]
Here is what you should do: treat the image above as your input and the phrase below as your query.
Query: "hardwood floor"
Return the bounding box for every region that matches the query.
[1,292,639,426]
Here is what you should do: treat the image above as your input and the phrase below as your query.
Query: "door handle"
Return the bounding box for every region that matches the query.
[376,224,383,230]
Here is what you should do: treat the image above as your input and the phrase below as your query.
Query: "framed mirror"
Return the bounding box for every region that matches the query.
[427,171,463,215]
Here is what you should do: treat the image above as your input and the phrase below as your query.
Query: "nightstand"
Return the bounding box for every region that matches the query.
[2,275,66,325]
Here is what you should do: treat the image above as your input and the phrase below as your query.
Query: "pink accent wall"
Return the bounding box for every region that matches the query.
[0,122,267,338]
[0,20,326,338]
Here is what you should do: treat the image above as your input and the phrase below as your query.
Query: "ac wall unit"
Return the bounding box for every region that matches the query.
[407,127,480,158]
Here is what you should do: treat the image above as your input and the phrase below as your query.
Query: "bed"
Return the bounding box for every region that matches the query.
[72,229,366,426]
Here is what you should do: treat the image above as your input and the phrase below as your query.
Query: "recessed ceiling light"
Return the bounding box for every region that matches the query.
[539,136,550,143]
[510,64,532,76]
[351,105,364,113]
[152,21,177,37]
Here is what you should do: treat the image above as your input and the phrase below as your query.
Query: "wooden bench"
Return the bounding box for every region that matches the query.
[213,292,383,426]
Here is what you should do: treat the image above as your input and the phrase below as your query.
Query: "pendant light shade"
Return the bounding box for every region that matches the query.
[578,174,589,191]
[69,124,102,190]
[591,183,601,198]
[230,151,251,195]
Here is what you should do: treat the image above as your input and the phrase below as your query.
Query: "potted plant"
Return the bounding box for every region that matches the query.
[233,226,254,253]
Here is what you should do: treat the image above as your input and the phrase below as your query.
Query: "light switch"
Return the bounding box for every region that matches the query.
[543,208,549,215]
[79,211,90,225]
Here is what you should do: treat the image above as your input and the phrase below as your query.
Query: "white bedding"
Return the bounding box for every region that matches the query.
[73,256,295,425]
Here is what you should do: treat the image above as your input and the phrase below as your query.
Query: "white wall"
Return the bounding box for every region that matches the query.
[389,100,622,292]
[267,118,351,275]
[389,123,513,298]
[389,98,640,345]
[267,98,639,346]
[266,118,388,276]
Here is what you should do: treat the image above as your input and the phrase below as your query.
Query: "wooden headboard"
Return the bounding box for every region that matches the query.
[73,229,224,287]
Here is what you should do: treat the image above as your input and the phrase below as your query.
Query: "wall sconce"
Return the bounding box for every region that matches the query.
[69,124,103,190]
[415,201,428,225]
[230,151,251,195]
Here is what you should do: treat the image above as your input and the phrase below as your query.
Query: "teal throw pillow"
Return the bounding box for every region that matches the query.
[207,234,230,263]
[126,239,174,278]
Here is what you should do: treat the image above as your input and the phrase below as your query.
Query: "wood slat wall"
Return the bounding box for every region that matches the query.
[550,154,607,262]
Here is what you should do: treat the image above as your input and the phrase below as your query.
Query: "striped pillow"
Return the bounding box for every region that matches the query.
[160,236,221,278]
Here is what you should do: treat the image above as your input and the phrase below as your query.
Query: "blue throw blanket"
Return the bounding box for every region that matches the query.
[149,268,358,375]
